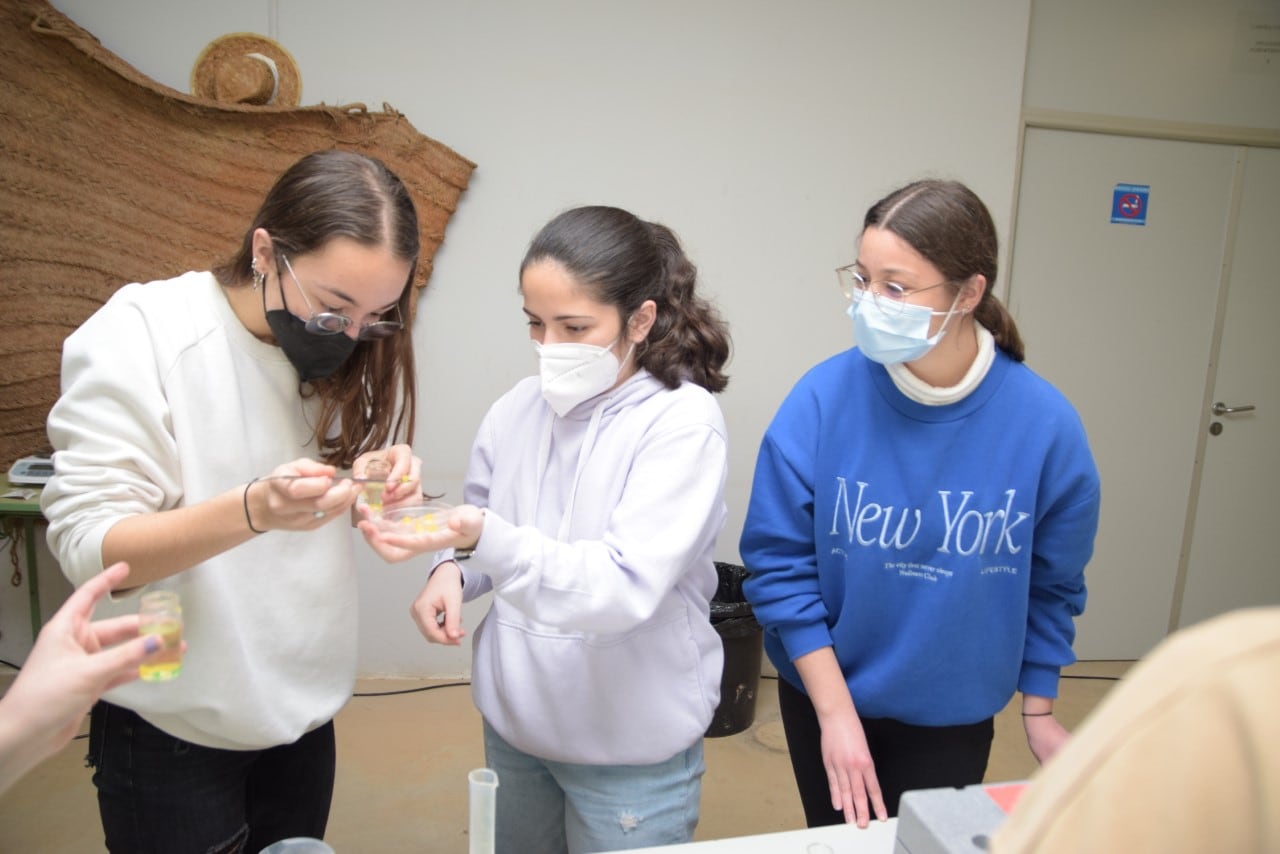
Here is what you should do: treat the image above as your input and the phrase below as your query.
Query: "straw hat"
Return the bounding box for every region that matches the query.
[190,32,302,106]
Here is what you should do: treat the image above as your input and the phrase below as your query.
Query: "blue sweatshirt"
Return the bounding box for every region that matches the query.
[740,347,1100,726]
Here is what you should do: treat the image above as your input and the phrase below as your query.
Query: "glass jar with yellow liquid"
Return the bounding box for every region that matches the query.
[138,590,183,681]
[361,458,393,514]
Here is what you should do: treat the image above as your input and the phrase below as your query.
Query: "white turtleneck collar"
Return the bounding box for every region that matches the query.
[887,324,995,406]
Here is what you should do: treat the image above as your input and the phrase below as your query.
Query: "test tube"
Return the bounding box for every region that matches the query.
[468,767,499,854]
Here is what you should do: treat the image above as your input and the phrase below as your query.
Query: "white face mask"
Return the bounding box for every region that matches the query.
[848,291,961,365]
[534,337,630,416]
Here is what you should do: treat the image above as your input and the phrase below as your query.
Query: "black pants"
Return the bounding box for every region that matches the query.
[87,701,336,854]
[776,676,993,825]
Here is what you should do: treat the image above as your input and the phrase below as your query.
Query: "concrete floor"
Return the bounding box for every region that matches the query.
[0,662,1127,852]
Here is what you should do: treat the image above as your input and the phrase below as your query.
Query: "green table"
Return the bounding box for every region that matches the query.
[0,471,45,641]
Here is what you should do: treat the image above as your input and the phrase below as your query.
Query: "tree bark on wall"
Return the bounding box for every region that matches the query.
[0,0,476,468]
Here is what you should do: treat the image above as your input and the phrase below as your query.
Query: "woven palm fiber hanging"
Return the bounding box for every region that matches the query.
[0,0,476,468]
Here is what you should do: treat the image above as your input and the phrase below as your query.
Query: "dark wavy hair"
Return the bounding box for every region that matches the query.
[520,206,731,392]
[213,149,420,465]
[864,179,1025,361]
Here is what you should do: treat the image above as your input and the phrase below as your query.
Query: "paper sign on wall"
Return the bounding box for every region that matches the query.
[1111,183,1150,226]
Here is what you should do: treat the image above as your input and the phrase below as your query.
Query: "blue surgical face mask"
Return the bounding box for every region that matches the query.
[848,291,960,365]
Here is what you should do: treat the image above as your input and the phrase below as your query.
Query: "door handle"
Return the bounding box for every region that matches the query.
[1211,401,1256,416]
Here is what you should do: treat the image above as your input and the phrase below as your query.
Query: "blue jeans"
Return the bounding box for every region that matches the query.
[482,719,704,854]
[87,702,336,854]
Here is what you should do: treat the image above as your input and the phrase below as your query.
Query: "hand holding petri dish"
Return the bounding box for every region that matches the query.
[376,501,458,536]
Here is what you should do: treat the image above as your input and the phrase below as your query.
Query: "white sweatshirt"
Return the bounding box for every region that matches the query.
[458,371,728,765]
[41,272,358,750]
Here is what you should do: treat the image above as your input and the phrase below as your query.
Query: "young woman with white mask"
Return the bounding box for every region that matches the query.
[362,205,732,854]
[739,180,1101,829]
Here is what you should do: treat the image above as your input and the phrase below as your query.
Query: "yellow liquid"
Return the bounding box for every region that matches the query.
[399,512,443,534]
[362,482,386,513]
[139,621,183,681]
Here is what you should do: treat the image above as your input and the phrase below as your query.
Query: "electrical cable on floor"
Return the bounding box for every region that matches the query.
[761,672,1119,682]
[757,670,1121,686]
[0,669,471,696]
[353,681,470,697]
[1,658,475,693]
[57,681,477,742]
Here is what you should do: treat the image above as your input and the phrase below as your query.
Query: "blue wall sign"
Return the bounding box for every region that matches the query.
[1111,183,1150,226]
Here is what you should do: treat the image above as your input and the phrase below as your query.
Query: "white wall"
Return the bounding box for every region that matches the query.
[1025,0,1280,129]
[37,0,1032,676]
[1010,1,1280,658]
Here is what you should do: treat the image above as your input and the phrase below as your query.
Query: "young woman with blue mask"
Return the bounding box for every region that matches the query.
[40,150,425,852]
[361,205,732,854]
[739,179,1101,829]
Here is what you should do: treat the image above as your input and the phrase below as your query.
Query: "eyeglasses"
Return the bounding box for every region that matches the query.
[835,264,952,317]
[280,254,405,341]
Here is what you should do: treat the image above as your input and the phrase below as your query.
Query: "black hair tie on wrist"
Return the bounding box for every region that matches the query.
[244,477,267,534]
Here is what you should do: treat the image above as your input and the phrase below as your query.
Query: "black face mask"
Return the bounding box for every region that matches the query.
[262,273,357,382]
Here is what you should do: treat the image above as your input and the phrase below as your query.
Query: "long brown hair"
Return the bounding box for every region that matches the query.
[213,149,420,466]
[864,179,1025,361]
[520,206,731,392]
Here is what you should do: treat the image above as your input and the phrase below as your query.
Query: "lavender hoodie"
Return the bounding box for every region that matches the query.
[457,370,727,765]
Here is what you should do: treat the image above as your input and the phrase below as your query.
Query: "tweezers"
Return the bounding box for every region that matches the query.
[263,474,389,484]
[262,474,440,497]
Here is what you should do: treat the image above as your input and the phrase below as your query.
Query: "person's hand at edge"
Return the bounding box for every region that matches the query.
[357,504,485,564]
[0,561,167,795]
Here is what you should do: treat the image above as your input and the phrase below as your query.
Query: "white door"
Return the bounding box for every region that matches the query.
[1007,127,1265,659]
[1177,147,1280,629]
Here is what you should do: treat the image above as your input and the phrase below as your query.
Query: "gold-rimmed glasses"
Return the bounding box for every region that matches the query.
[835,264,952,317]
[280,254,405,341]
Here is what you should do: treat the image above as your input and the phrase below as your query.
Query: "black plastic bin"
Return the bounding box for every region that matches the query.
[705,562,764,737]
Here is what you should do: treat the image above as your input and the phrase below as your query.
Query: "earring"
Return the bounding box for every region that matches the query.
[251,260,265,291]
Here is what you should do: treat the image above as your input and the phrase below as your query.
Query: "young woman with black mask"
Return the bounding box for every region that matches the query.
[41,149,424,853]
